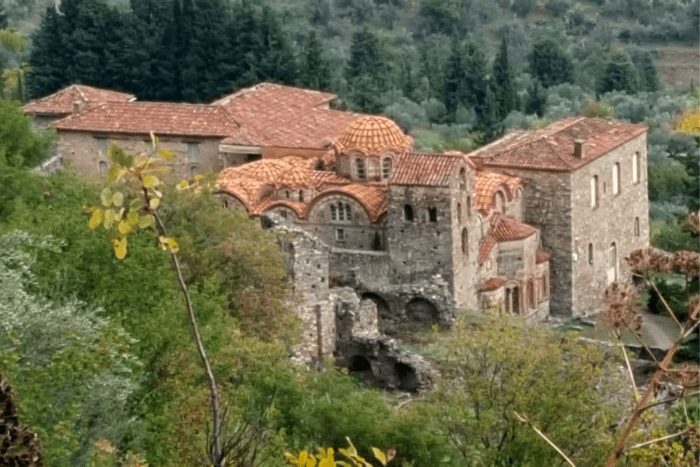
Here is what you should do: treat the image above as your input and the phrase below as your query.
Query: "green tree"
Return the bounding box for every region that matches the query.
[525,81,547,117]
[258,6,298,85]
[477,84,503,141]
[432,314,623,466]
[636,51,661,92]
[597,50,638,95]
[462,43,488,117]
[511,0,537,17]
[528,39,574,88]
[443,40,465,119]
[300,31,331,90]
[491,38,519,118]
[0,100,52,168]
[346,29,387,111]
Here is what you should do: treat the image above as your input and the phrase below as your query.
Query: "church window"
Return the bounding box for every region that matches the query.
[457,203,462,223]
[467,196,472,217]
[355,159,366,180]
[494,191,506,213]
[634,217,640,236]
[428,207,438,222]
[98,160,108,177]
[612,162,621,195]
[299,190,304,202]
[285,190,290,199]
[330,204,337,221]
[382,158,392,179]
[187,142,200,162]
[608,242,618,284]
[632,152,640,183]
[588,243,594,265]
[461,228,469,255]
[591,175,599,208]
[345,203,352,221]
[335,228,345,242]
[404,204,414,221]
[331,202,351,223]
[459,168,467,190]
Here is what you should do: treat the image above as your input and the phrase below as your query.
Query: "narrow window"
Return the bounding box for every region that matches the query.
[404,204,414,221]
[632,152,640,183]
[223,199,229,208]
[590,175,599,208]
[335,228,345,242]
[634,217,640,237]
[459,167,467,190]
[612,162,620,195]
[285,190,290,199]
[588,243,594,265]
[428,207,438,222]
[467,196,472,217]
[279,210,288,219]
[330,204,337,221]
[299,190,304,202]
[98,160,108,177]
[382,158,392,179]
[187,142,200,162]
[345,204,352,221]
[457,203,462,223]
[355,159,366,180]
[608,242,618,283]
[461,228,468,255]
[190,164,199,177]
[338,202,345,221]
[494,192,506,213]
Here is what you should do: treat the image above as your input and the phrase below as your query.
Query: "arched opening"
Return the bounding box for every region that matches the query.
[632,152,640,183]
[505,285,520,314]
[406,297,439,325]
[612,162,621,195]
[459,167,467,190]
[467,196,472,217]
[588,243,594,265]
[527,279,535,310]
[362,292,391,329]
[493,191,506,213]
[461,228,469,256]
[403,204,414,221]
[428,207,438,222]
[607,242,618,284]
[634,217,640,237]
[348,356,373,383]
[98,160,108,177]
[355,159,366,180]
[299,190,304,202]
[382,157,393,179]
[395,362,420,392]
[190,164,200,177]
[591,175,599,208]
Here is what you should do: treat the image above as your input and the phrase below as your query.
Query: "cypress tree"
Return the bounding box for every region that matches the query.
[528,39,574,88]
[597,50,638,95]
[258,6,298,85]
[462,43,488,118]
[491,38,519,118]
[227,0,262,90]
[525,81,547,117]
[346,29,386,111]
[478,83,503,142]
[636,52,661,92]
[443,40,465,120]
[300,31,331,91]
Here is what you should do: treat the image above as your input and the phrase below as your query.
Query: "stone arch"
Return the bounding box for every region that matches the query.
[348,356,372,376]
[493,190,506,213]
[361,292,391,326]
[395,362,419,392]
[308,193,371,225]
[405,297,439,325]
[505,282,521,314]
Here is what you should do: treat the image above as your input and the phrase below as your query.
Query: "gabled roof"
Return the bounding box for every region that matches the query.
[53,101,240,138]
[474,171,522,212]
[490,213,537,242]
[469,117,647,172]
[23,84,135,116]
[390,152,468,187]
[480,276,507,292]
[214,82,363,149]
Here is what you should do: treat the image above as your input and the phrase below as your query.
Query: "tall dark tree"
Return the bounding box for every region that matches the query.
[636,51,661,92]
[462,43,488,118]
[346,29,387,111]
[528,39,574,88]
[443,40,465,120]
[491,38,519,118]
[257,6,298,85]
[525,81,547,117]
[597,50,638,95]
[0,0,7,29]
[478,83,503,141]
[226,0,263,90]
[300,31,331,91]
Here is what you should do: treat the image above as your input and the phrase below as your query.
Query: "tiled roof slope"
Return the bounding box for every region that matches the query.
[336,116,413,154]
[469,117,647,172]
[391,152,466,187]
[23,84,135,116]
[53,101,240,138]
[215,83,363,148]
[491,213,537,242]
[474,171,522,212]
[480,276,507,291]
[319,184,388,222]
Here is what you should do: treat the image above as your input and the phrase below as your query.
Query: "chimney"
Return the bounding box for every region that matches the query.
[573,139,585,159]
[72,101,82,114]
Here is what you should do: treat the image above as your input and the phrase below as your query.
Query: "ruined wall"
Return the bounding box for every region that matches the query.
[56,131,221,179]
[570,134,650,316]
[329,249,391,288]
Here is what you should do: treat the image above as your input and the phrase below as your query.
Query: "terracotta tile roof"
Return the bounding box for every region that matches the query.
[469,117,647,172]
[23,84,135,116]
[390,152,467,187]
[219,157,314,189]
[251,198,307,217]
[536,250,551,264]
[315,184,388,222]
[214,83,363,149]
[474,171,522,212]
[490,213,537,242]
[216,177,271,210]
[478,235,497,265]
[53,101,240,138]
[336,116,413,155]
[480,276,507,292]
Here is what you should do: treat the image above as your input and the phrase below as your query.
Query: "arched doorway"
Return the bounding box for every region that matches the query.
[405,297,439,325]
[505,284,521,314]
[607,242,618,284]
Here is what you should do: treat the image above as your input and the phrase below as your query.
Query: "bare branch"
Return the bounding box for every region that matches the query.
[646,278,684,331]
[615,331,640,401]
[513,411,576,467]
[625,428,692,452]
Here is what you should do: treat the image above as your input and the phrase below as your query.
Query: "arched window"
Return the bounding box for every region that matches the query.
[632,152,640,183]
[459,168,467,190]
[612,162,621,195]
[98,160,108,177]
[588,243,594,265]
[299,190,304,202]
[404,204,414,221]
[355,159,366,180]
[607,242,618,284]
[330,204,337,221]
[461,228,468,255]
[457,203,462,223]
[428,207,438,222]
[285,190,290,199]
[590,175,599,208]
[382,158,392,179]
[345,203,352,221]
[634,217,640,237]
[493,191,506,213]
[467,196,472,217]
[190,164,200,177]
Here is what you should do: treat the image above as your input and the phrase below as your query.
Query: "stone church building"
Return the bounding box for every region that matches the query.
[24,83,650,372]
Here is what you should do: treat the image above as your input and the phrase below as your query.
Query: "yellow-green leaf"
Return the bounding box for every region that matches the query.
[158,236,179,253]
[371,448,387,466]
[112,237,127,260]
[142,175,160,188]
[194,174,204,182]
[100,187,112,207]
[117,220,132,235]
[88,209,103,230]
[112,191,125,207]
[159,148,175,159]
[103,209,116,229]
[138,214,155,229]
[176,180,189,191]
[126,210,139,226]
[107,166,127,183]
[149,197,160,210]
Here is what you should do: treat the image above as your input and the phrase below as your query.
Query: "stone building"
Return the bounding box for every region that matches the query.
[469,117,649,316]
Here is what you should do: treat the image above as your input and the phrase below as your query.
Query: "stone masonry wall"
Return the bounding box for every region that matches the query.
[329,249,391,288]
[570,134,650,315]
[56,131,221,179]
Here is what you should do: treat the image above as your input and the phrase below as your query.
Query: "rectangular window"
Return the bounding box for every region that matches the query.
[95,137,108,153]
[590,176,599,208]
[632,152,640,183]
[335,228,345,242]
[187,142,200,162]
[612,163,620,195]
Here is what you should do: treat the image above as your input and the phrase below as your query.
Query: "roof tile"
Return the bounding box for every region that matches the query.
[23,84,135,116]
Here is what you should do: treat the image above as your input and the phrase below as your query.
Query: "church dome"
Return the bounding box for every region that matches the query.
[336,116,413,155]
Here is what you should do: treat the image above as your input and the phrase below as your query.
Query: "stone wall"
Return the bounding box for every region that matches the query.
[570,134,650,315]
[55,131,222,179]
[329,248,390,288]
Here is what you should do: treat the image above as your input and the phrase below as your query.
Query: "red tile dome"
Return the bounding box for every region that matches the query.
[336,116,412,155]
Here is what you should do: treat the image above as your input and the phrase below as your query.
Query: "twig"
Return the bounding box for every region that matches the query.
[616,331,640,401]
[625,428,691,452]
[640,390,698,413]
[514,411,576,467]
[622,323,660,365]
[646,278,684,331]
